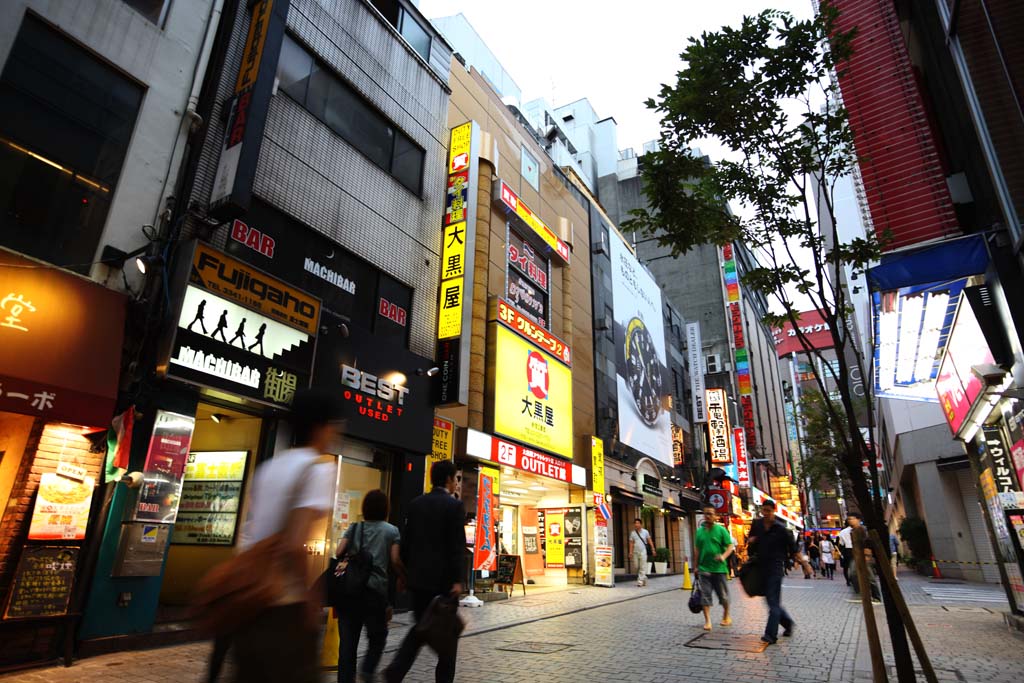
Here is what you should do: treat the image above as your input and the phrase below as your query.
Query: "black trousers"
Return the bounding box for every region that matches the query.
[841,548,853,585]
[338,591,389,683]
[231,603,318,683]
[385,591,457,683]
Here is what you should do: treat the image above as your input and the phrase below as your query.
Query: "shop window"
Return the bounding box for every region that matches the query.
[369,0,431,61]
[275,35,425,195]
[121,0,171,25]
[0,16,143,273]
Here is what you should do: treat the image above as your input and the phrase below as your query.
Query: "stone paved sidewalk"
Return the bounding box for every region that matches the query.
[2,570,1021,682]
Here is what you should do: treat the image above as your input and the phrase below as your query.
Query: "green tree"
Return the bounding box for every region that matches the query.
[624,3,916,677]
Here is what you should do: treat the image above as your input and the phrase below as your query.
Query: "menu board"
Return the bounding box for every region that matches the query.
[4,546,78,619]
[170,451,247,546]
[28,473,95,540]
[135,411,195,523]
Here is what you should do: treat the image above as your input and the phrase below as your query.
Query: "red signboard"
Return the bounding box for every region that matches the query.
[495,298,572,366]
[706,487,731,515]
[474,470,497,571]
[741,395,757,452]
[733,428,749,487]
[492,438,569,482]
[772,310,835,357]
[496,180,571,263]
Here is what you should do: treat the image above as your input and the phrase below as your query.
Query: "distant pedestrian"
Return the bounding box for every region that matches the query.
[807,534,821,576]
[335,489,403,683]
[694,506,735,631]
[889,532,900,580]
[819,536,836,580]
[748,499,798,645]
[837,513,862,587]
[629,518,655,587]
[229,389,340,683]
[384,460,466,683]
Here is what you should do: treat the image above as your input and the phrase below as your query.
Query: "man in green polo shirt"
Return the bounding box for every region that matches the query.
[694,506,735,631]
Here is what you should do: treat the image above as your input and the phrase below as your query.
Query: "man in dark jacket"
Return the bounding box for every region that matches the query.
[748,499,798,645]
[384,460,465,683]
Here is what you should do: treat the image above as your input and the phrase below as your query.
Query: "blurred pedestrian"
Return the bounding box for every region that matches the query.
[748,499,798,645]
[336,489,403,683]
[838,513,863,587]
[229,389,340,683]
[889,531,900,580]
[807,534,821,576]
[819,536,836,580]
[629,518,655,587]
[694,506,734,630]
[384,460,466,683]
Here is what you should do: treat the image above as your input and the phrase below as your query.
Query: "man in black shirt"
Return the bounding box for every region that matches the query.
[748,499,798,644]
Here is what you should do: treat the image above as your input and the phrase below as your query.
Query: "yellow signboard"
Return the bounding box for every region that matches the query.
[440,222,467,281]
[492,323,573,459]
[438,280,464,340]
[235,0,274,94]
[591,436,605,495]
[448,122,472,174]
[482,466,500,496]
[545,511,565,567]
[425,417,454,493]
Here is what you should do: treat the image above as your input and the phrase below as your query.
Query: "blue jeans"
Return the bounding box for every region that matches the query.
[763,569,793,641]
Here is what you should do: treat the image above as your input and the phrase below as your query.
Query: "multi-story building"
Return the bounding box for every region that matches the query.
[831,1,1024,604]
[0,0,225,667]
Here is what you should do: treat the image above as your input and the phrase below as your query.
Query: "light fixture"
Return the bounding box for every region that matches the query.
[528,485,547,491]
[210,413,229,424]
[417,367,441,377]
[383,371,408,386]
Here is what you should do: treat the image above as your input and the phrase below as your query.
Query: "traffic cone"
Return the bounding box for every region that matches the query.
[682,560,693,590]
[930,555,942,579]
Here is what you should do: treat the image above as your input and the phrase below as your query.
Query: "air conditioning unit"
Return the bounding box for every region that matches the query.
[593,232,609,256]
[705,354,721,374]
[596,315,612,331]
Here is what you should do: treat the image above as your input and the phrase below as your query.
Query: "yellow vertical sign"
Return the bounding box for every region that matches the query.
[437,279,464,340]
[438,123,472,341]
[440,222,467,280]
[591,436,605,496]
[546,511,565,568]
[425,417,454,494]
[235,0,274,94]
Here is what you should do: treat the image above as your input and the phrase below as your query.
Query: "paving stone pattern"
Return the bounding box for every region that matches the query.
[2,570,1021,682]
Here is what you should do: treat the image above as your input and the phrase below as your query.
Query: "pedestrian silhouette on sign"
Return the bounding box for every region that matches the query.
[212,310,229,342]
[248,322,267,356]
[229,318,247,347]
[187,299,208,334]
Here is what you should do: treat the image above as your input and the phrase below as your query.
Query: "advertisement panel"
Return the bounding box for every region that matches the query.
[733,427,750,487]
[686,322,707,423]
[135,411,196,523]
[594,545,614,587]
[706,389,733,465]
[27,473,95,541]
[936,297,995,436]
[171,450,248,546]
[609,232,672,465]
[490,322,573,460]
[591,436,605,495]
[545,511,565,568]
[721,244,757,450]
[496,180,570,263]
[474,470,497,571]
[425,417,454,494]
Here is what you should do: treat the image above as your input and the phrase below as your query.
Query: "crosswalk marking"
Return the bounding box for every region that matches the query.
[920,586,1006,603]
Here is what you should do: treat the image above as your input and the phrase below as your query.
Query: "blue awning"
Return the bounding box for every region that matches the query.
[867,233,989,291]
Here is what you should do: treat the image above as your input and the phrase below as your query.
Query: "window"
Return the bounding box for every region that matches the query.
[521,146,539,191]
[121,0,171,25]
[275,36,424,194]
[0,16,143,273]
[369,0,431,61]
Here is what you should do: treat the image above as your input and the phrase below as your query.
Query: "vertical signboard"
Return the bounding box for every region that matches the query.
[425,417,454,494]
[545,510,565,568]
[591,436,605,495]
[705,388,733,465]
[134,411,196,523]
[686,322,707,423]
[609,232,672,465]
[209,0,290,219]
[473,469,497,571]
[982,426,1021,493]
[720,244,757,451]
[436,122,479,406]
[733,427,750,487]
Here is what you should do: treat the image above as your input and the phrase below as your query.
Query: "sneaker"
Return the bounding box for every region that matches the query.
[760,636,777,645]
[782,623,795,637]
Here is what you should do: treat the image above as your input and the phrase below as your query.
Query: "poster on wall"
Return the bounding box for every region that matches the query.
[545,510,565,568]
[425,417,455,494]
[28,473,95,541]
[135,411,195,524]
[171,451,248,546]
[609,232,672,465]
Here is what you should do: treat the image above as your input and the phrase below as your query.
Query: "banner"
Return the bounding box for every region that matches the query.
[425,417,454,493]
[473,470,497,571]
[545,511,565,568]
[591,436,605,495]
[733,427,749,487]
[609,232,672,465]
[686,322,707,423]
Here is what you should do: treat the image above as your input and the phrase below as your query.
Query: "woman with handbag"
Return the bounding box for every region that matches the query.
[334,489,403,683]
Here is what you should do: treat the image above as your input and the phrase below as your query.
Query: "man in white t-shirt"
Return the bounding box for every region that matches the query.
[629,518,655,586]
[837,513,862,587]
[228,389,340,683]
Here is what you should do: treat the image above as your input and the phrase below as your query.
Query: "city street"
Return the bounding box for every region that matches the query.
[3,570,1021,683]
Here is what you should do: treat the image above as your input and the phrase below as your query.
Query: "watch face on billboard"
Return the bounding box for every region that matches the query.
[491,323,573,460]
[609,233,672,466]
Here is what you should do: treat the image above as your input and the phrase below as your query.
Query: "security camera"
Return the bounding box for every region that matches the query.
[971,363,1007,386]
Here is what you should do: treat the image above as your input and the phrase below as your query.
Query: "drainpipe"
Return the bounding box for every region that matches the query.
[185,0,226,130]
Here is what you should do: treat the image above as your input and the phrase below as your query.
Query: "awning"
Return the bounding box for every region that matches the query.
[677,488,705,510]
[610,486,644,506]
[866,233,989,291]
[663,502,687,517]
[0,248,125,426]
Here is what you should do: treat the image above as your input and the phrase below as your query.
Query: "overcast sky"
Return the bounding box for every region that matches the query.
[418,0,814,159]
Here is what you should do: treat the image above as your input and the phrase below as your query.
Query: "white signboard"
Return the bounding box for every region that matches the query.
[686,322,707,423]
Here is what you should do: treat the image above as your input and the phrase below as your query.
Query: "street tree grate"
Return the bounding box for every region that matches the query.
[685,633,769,653]
[496,642,573,654]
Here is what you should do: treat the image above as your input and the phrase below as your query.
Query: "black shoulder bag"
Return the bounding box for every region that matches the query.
[327,522,374,610]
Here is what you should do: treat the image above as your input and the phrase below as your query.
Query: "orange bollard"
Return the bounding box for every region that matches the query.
[930,555,942,579]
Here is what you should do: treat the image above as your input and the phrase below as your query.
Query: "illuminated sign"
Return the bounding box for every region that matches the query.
[235,0,274,93]
[496,180,570,263]
[466,429,570,482]
[508,233,549,290]
[706,388,733,465]
[230,218,276,258]
[437,278,464,340]
[0,293,34,332]
[672,424,685,467]
[750,486,803,528]
[721,244,756,450]
[490,322,573,460]
[936,296,994,436]
[441,221,467,282]
[495,298,571,365]
[733,427,749,487]
[591,436,606,494]
[425,417,454,494]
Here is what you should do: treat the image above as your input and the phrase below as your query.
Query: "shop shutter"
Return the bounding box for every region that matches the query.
[956,469,1001,583]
